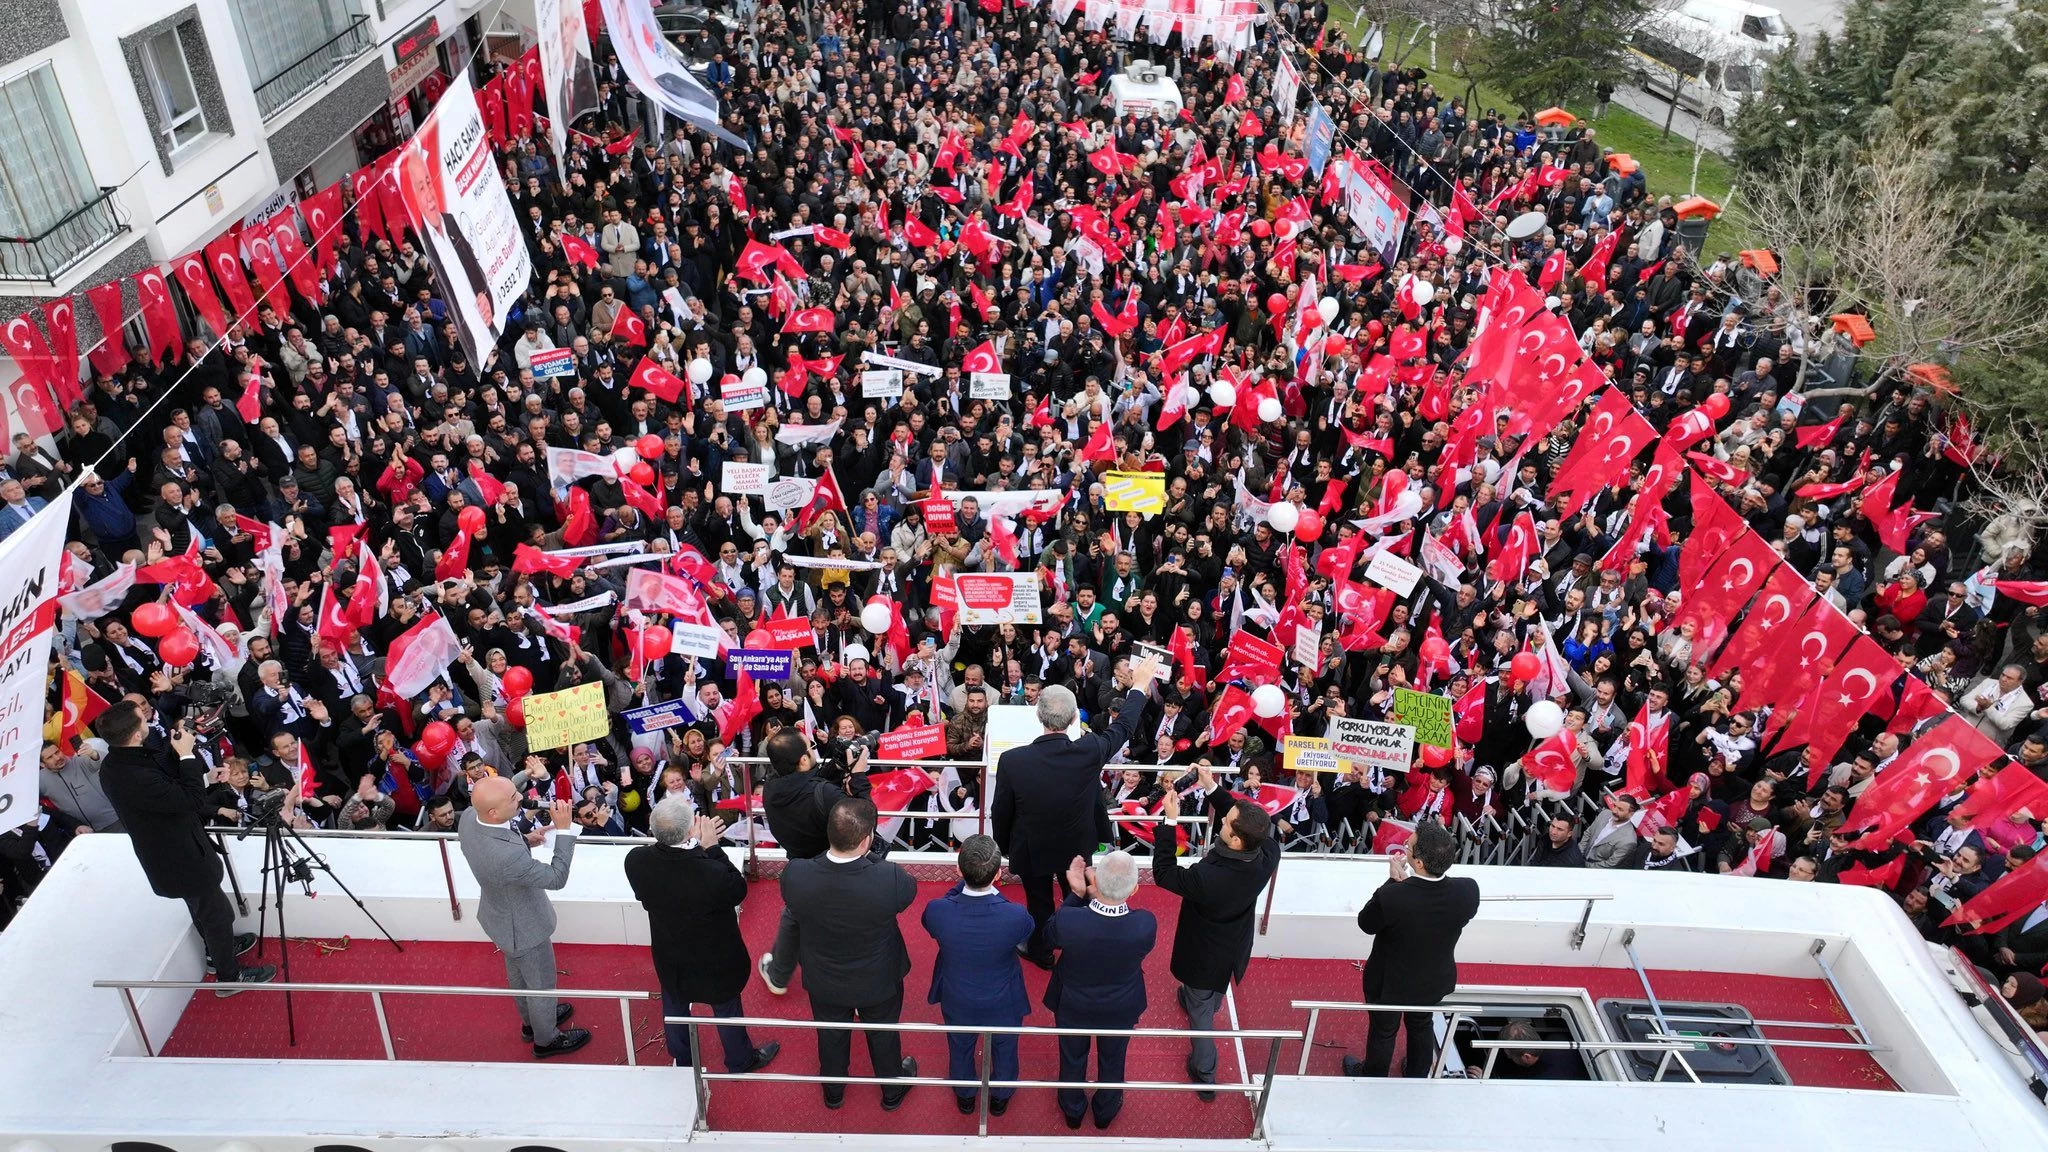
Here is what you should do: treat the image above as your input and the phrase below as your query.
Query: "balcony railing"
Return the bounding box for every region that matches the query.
[252,13,374,118]
[0,186,129,283]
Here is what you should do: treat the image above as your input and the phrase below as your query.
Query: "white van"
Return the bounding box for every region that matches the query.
[1108,64,1183,118]
[1630,0,1787,125]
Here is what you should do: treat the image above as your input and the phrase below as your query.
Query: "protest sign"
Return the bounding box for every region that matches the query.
[878,722,948,760]
[529,347,577,378]
[727,648,794,678]
[969,372,1011,398]
[1330,717,1415,776]
[1282,734,1339,775]
[762,617,816,649]
[722,462,770,495]
[669,621,724,658]
[922,496,957,535]
[523,681,610,750]
[1393,687,1455,749]
[957,572,1041,624]
[765,476,816,512]
[861,369,904,399]
[1364,549,1424,597]
[1104,471,1165,514]
[623,699,695,735]
[722,378,767,411]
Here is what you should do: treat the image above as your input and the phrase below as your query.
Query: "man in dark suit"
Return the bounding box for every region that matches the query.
[97,703,275,993]
[1044,849,1156,1130]
[757,728,872,994]
[992,654,1161,967]
[780,797,919,1110]
[623,796,779,1073]
[1344,820,1481,1078]
[921,834,1035,1115]
[1155,787,1281,1099]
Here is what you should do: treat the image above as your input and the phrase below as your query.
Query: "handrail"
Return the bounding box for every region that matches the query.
[0,185,126,282]
[1289,1000,1489,1076]
[667,1015,1302,1138]
[251,14,373,117]
[94,978,649,1063]
[1467,1036,1701,1080]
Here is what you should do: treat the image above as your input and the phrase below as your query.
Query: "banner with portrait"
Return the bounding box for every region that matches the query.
[535,0,600,172]
[394,72,533,371]
[0,489,73,833]
[598,0,749,149]
[1340,155,1413,268]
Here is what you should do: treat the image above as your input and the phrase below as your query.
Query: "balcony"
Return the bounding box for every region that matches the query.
[250,12,373,119]
[0,186,129,283]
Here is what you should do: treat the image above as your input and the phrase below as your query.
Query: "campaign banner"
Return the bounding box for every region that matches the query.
[762,616,817,650]
[861,350,944,377]
[530,347,577,378]
[1104,471,1165,514]
[1305,102,1336,177]
[861,369,904,399]
[1393,687,1454,749]
[395,72,533,372]
[1340,156,1413,267]
[969,372,1011,398]
[727,648,795,678]
[624,699,696,735]
[1291,619,1322,674]
[878,722,948,761]
[722,379,767,411]
[1365,549,1424,597]
[722,462,770,494]
[523,680,610,751]
[669,621,725,658]
[922,496,957,535]
[597,0,747,147]
[957,572,1041,624]
[1274,51,1302,125]
[1329,717,1415,775]
[0,490,72,833]
[535,0,599,171]
[765,476,816,513]
[1282,734,1340,775]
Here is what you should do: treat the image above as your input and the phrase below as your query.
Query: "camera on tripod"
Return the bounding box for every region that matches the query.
[235,787,293,839]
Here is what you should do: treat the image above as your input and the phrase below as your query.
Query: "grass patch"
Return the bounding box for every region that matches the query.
[1318,4,1758,254]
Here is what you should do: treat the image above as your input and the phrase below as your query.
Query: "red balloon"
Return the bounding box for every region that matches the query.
[1365,319,1384,339]
[1420,743,1454,769]
[501,666,534,698]
[628,462,657,487]
[506,698,526,728]
[745,628,773,648]
[157,630,200,667]
[131,601,177,638]
[636,433,665,460]
[1249,218,1272,238]
[457,505,487,536]
[1266,293,1288,315]
[1701,393,1730,420]
[1420,636,1450,665]
[1510,652,1542,682]
[1293,508,1323,540]
[420,720,457,755]
[641,626,673,660]
[412,740,448,771]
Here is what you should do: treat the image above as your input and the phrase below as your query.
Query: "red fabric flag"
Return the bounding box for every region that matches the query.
[1453,681,1486,744]
[902,215,939,250]
[1740,597,1856,715]
[1681,482,1748,595]
[435,531,472,581]
[795,468,847,533]
[300,182,347,277]
[1800,635,1904,777]
[960,341,1001,375]
[619,475,666,522]
[245,233,289,315]
[1795,413,1846,449]
[1077,421,1115,464]
[1525,729,1579,794]
[1710,564,1813,679]
[1623,704,1670,797]
[1840,715,1994,850]
[1487,511,1539,584]
[464,461,505,507]
[271,214,321,301]
[1673,528,1776,657]
[315,582,356,643]
[611,307,648,347]
[1029,394,1053,428]
[1169,625,1199,681]
[784,307,834,334]
[508,50,536,138]
[1943,852,2048,934]
[84,281,129,377]
[1952,764,2048,831]
[630,356,686,403]
[998,175,1035,219]
[1795,475,1865,500]
[716,667,763,744]
[1208,684,1257,745]
[1993,581,2048,606]
[1219,632,1285,684]
[40,297,80,408]
[0,312,58,426]
[349,165,387,242]
[202,230,258,324]
[235,373,263,424]
[777,361,809,399]
[560,231,600,268]
[1548,392,1655,519]
[170,251,228,336]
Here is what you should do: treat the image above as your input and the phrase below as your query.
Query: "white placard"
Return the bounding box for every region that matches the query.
[862,369,904,399]
[765,476,817,513]
[969,372,1012,399]
[722,381,767,411]
[1291,620,1322,673]
[670,621,725,658]
[1364,549,1424,597]
[862,350,944,377]
[956,571,1043,625]
[1329,717,1414,776]
[722,462,770,495]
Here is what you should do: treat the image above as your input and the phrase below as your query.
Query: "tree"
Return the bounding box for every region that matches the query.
[1478,0,1655,112]
[1892,0,2048,235]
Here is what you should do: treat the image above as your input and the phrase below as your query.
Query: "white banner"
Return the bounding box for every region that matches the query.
[1,491,73,832]
[1364,549,1424,597]
[539,591,617,615]
[722,462,770,494]
[774,419,842,447]
[956,572,1043,625]
[969,372,1011,399]
[861,369,904,399]
[1274,52,1302,125]
[395,72,533,371]
[535,0,600,172]
[782,554,887,572]
[670,621,725,658]
[862,350,944,378]
[598,0,746,148]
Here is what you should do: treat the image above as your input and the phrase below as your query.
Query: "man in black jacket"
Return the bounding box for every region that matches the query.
[1344,820,1480,1078]
[758,728,872,994]
[780,797,918,1110]
[623,796,779,1073]
[1155,786,1280,1099]
[992,654,1161,967]
[97,702,275,992]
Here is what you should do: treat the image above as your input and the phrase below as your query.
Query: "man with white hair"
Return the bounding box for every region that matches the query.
[1043,849,1157,1130]
[991,655,1163,968]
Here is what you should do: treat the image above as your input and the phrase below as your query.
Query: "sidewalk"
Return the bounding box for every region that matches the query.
[1607,84,1735,157]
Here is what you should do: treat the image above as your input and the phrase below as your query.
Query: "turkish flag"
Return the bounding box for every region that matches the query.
[961,341,1001,375]
[1711,564,1813,679]
[1315,533,1364,582]
[1219,631,1285,683]
[349,164,387,242]
[40,297,80,408]
[203,230,258,324]
[783,307,834,335]
[1681,482,1748,595]
[1943,852,2048,934]
[735,239,786,283]
[236,373,263,424]
[1840,714,1994,850]
[1155,374,1190,430]
[1525,729,1579,794]
[998,174,1034,219]
[1795,413,1846,449]
[815,226,852,249]
[795,467,847,533]
[1623,704,1669,797]
[1208,684,1257,745]
[435,530,472,581]
[561,486,597,548]
[245,233,289,315]
[1950,763,2048,830]
[1799,635,1903,777]
[315,582,356,642]
[1886,676,1947,735]
[1795,475,1864,501]
[135,268,182,365]
[1169,625,1199,681]
[1993,581,2048,606]
[1739,597,1856,715]
[560,231,600,268]
[902,215,939,249]
[1077,421,1115,464]
[777,361,808,399]
[865,767,938,815]
[84,281,129,377]
[715,668,764,744]
[1549,390,1655,519]
[1538,249,1571,291]
[611,306,648,347]
[619,475,666,522]
[1487,511,1539,584]
[513,544,579,579]
[301,182,347,276]
[0,312,58,427]
[630,356,687,403]
[271,214,322,301]
[1673,528,1775,658]
[1453,681,1486,743]
[171,251,228,336]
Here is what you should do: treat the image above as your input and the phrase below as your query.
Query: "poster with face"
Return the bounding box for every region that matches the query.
[535,0,599,171]
[395,72,531,371]
[598,0,748,149]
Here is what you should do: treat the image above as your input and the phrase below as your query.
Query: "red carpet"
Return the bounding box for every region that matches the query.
[161,875,1892,1138]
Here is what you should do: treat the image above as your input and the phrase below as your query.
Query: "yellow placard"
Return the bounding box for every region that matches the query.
[1282,734,1339,775]
[1104,470,1165,514]
[522,681,611,751]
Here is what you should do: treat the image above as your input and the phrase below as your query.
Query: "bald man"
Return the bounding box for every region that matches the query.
[458,777,589,1057]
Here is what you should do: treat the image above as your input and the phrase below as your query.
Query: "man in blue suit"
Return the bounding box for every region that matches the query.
[921,834,1035,1116]
[0,478,47,541]
[1044,848,1156,1130]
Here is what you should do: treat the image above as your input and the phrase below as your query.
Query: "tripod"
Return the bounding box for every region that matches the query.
[249,815,404,1046]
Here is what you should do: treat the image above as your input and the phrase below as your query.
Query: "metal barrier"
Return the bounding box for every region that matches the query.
[92,978,651,1063]
[669,1014,1303,1138]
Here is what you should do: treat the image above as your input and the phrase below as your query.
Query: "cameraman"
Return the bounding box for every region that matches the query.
[754,726,874,995]
[99,701,277,992]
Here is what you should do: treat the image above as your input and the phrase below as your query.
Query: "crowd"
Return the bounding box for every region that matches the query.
[8,0,2048,1029]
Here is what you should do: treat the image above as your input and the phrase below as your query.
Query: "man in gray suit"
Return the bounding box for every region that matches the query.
[458,776,591,1057]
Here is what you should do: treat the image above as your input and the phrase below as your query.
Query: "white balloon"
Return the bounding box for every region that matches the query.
[1209,380,1237,408]
[1267,502,1299,534]
[1252,684,1286,718]
[1257,396,1283,423]
[1317,296,1340,323]
[1444,235,1464,254]
[1544,295,1562,311]
[741,366,769,389]
[1410,280,1436,305]
[860,602,892,634]
[686,358,714,384]
[1524,700,1565,740]
[1181,385,1202,411]
[1393,490,1424,521]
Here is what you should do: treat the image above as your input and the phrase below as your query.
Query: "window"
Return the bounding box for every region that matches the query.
[0,65,99,241]
[141,28,207,154]
[228,0,372,116]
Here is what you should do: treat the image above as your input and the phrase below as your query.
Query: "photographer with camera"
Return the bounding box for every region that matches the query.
[754,725,874,995]
[99,701,277,993]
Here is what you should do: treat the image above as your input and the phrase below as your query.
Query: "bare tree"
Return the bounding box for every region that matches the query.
[1963,417,2048,553]
[1732,144,2048,403]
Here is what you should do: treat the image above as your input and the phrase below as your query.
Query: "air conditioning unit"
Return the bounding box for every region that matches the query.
[1128,64,1161,84]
